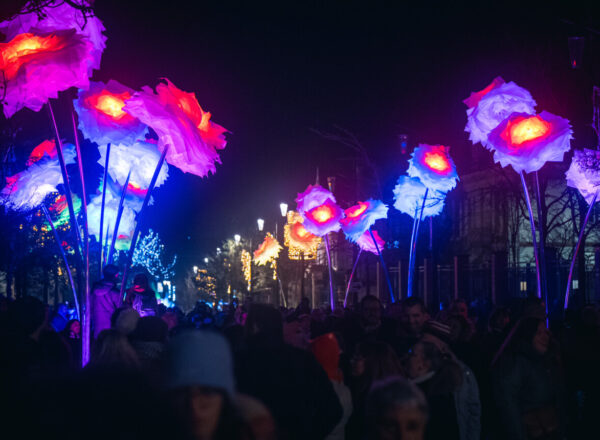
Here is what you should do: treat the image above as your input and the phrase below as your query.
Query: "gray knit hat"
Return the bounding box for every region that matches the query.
[165,330,235,396]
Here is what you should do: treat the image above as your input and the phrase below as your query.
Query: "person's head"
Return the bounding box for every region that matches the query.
[449,299,468,320]
[103,264,120,283]
[402,298,428,336]
[244,304,283,342]
[111,307,140,336]
[513,317,550,355]
[366,376,428,440]
[133,273,149,290]
[65,319,81,338]
[488,306,510,333]
[91,329,140,369]
[406,341,443,380]
[352,340,404,382]
[361,295,382,327]
[166,330,240,440]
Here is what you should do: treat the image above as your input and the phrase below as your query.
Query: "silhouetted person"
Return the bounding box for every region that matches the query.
[92,264,122,338]
[125,273,158,316]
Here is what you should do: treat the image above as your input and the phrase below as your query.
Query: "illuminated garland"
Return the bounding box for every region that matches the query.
[241,249,252,291]
[132,229,177,281]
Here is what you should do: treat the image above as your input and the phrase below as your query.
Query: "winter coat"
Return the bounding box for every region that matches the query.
[235,334,343,440]
[92,280,122,338]
[491,347,563,440]
[454,361,481,440]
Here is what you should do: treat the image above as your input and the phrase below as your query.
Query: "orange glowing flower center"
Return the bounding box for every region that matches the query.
[424,152,450,172]
[92,92,131,119]
[311,205,335,223]
[296,224,310,238]
[347,202,368,218]
[0,33,63,79]
[507,116,551,146]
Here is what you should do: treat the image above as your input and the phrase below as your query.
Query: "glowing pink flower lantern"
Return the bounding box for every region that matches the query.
[407,144,458,193]
[0,30,94,117]
[123,79,228,177]
[340,199,388,242]
[566,148,600,204]
[74,80,147,146]
[0,1,106,73]
[355,229,385,255]
[486,111,573,174]
[1,143,76,211]
[464,77,536,148]
[295,185,344,236]
[393,176,445,218]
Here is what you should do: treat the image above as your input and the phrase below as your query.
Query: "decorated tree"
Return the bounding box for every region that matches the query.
[131,229,176,284]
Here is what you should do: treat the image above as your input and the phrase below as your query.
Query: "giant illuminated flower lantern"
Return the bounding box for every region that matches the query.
[0,143,76,211]
[407,144,458,193]
[87,188,136,250]
[566,148,600,204]
[0,30,95,117]
[47,193,81,227]
[123,79,228,177]
[393,176,445,218]
[0,1,106,73]
[486,111,573,174]
[464,77,537,148]
[340,199,388,242]
[355,229,385,255]
[295,185,343,236]
[284,211,321,260]
[98,141,169,190]
[253,233,283,266]
[26,139,57,165]
[74,80,147,146]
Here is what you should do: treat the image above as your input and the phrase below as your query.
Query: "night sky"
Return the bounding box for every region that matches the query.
[2,1,600,271]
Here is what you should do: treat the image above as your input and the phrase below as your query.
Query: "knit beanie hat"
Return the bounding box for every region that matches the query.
[165,330,235,396]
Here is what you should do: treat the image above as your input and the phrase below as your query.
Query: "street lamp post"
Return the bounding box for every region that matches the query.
[257,218,264,232]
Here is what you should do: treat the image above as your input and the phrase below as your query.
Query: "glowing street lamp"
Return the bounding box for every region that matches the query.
[193,266,198,274]
[204,257,209,263]
[257,218,264,231]
[234,234,241,244]
[279,203,288,217]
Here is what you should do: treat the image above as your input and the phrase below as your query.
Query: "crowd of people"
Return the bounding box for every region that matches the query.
[1,264,600,439]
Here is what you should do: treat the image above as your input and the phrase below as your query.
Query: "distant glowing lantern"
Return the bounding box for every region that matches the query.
[464,77,536,148]
[355,229,386,255]
[123,79,228,177]
[568,37,584,69]
[340,199,388,242]
[253,233,282,266]
[284,211,321,260]
[393,176,445,218]
[47,193,81,227]
[407,144,458,193]
[487,111,573,174]
[257,218,265,231]
[295,184,343,236]
[566,148,600,204]
[74,80,147,146]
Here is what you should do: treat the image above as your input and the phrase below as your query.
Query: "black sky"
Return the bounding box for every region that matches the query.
[3,1,600,270]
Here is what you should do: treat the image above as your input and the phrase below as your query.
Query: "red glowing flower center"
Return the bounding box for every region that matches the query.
[0,33,64,80]
[295,224,310,238]
[27,140,56,165]
[505,115,551,146]
[424,152,451,172]
[346,202,368,219]
[88,91,132,120]
[311,205,335,224]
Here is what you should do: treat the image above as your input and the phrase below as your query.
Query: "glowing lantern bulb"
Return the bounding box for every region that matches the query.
[424,152,450,172]
[0,33,62,79]
[508,116,551,145]
[95,93,128,119]
[346,202,368,218]
[296,224,309,238]
[312,205,334,223]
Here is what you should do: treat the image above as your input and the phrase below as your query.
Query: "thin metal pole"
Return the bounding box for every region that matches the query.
[408,189,428,297]
[103,223,110,265]
[42,205,79,319]
[564,190,599,310]
[534,172,548,310]
[99,143,111,271]
[369,228,395,303]
[519,171,542,299]
[344,248,362,308]
[324,234,335,310]
[107,170,131,265]
[71,109,90,366]
[120,146,169,298]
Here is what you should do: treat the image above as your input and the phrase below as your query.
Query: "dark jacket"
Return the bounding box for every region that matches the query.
[235,334,343,440]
